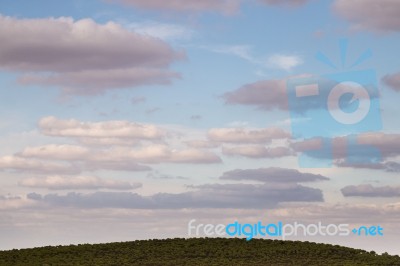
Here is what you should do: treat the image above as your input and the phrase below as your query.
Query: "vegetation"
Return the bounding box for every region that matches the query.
[0,238,398,265]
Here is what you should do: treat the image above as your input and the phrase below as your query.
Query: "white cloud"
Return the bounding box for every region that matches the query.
[127,21,194,41]
[213,45,256,63]
[184,140,219,149]
[267,54,303,71]
[19,145,90,161]
[208,127,290,143]
[38,116,166,140]
[209,45,302,71]
[19,176,142,190]
[0,156,80,175]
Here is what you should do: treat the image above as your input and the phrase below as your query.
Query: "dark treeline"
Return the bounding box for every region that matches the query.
[0,238,398,265]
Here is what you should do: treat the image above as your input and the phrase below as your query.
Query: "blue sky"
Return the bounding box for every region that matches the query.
[0,0,400,254]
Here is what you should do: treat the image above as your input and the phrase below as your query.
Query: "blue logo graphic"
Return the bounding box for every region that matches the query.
[287,39,382,167]
[188,219,384,241]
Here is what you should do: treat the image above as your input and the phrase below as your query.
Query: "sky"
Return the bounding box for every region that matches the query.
[0,0,400,255]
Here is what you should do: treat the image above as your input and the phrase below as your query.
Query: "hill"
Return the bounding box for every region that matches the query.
[0,238,398,265]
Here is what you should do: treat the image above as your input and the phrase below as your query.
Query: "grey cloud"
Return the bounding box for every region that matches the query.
[333,0,400,32]
[291,133,400,165]
[190,115,202,121]
[106,0,240,14]
[335,161,400,173]
[341,184,400,197]
[0,195,21,200]
[382,72,400,92]
[223,77,378,113]
[108,0,309,14]
[131,96,147,105]
[385,162,400,172]
[223,79,288,111]
[220,167,329,183]
[0,15,183,95]
[25,182,324,209]
[260,0,309,6]
[19,68,180,96]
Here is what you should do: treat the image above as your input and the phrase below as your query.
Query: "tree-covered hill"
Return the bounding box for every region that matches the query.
[0,238,398,266]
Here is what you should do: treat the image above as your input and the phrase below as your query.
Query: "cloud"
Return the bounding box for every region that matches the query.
[221,145,293,158]
[0,117,223,173]
[349,133,400,159]
[85,145,221,164]
[145,107,161,114]
[184,140,219,149]
[223,76,378,113]
[19,145,90,161]
[384,162,400,172]
[108,0,309,14]
[0,194,39,210]
[18,176,142,190]
[76,137,141,147]
[26,181,324,209]
[190,115,202,121]
[333,0,400,32]
[207,127,290,143]
[19,68,180,96]
[223,79,288,111]
[0,15,183,95]
[209,46,302,71]
[167,149,222,164]
[291,133,400,168]
[106,0,240,14]
[38,116,166,140]
[131,96,147,105]
[267,54,303,71]
[127,21,194,41]
[0,156,80,175]
[341,184,400,197]
[17,144,221,169]
[382,72,400,92]
[83,161,152,172]
[220,167,329,183]
[335,160,400,173]
[260,0,309,6]
[210,45,256,63]
[146,172,189,180]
